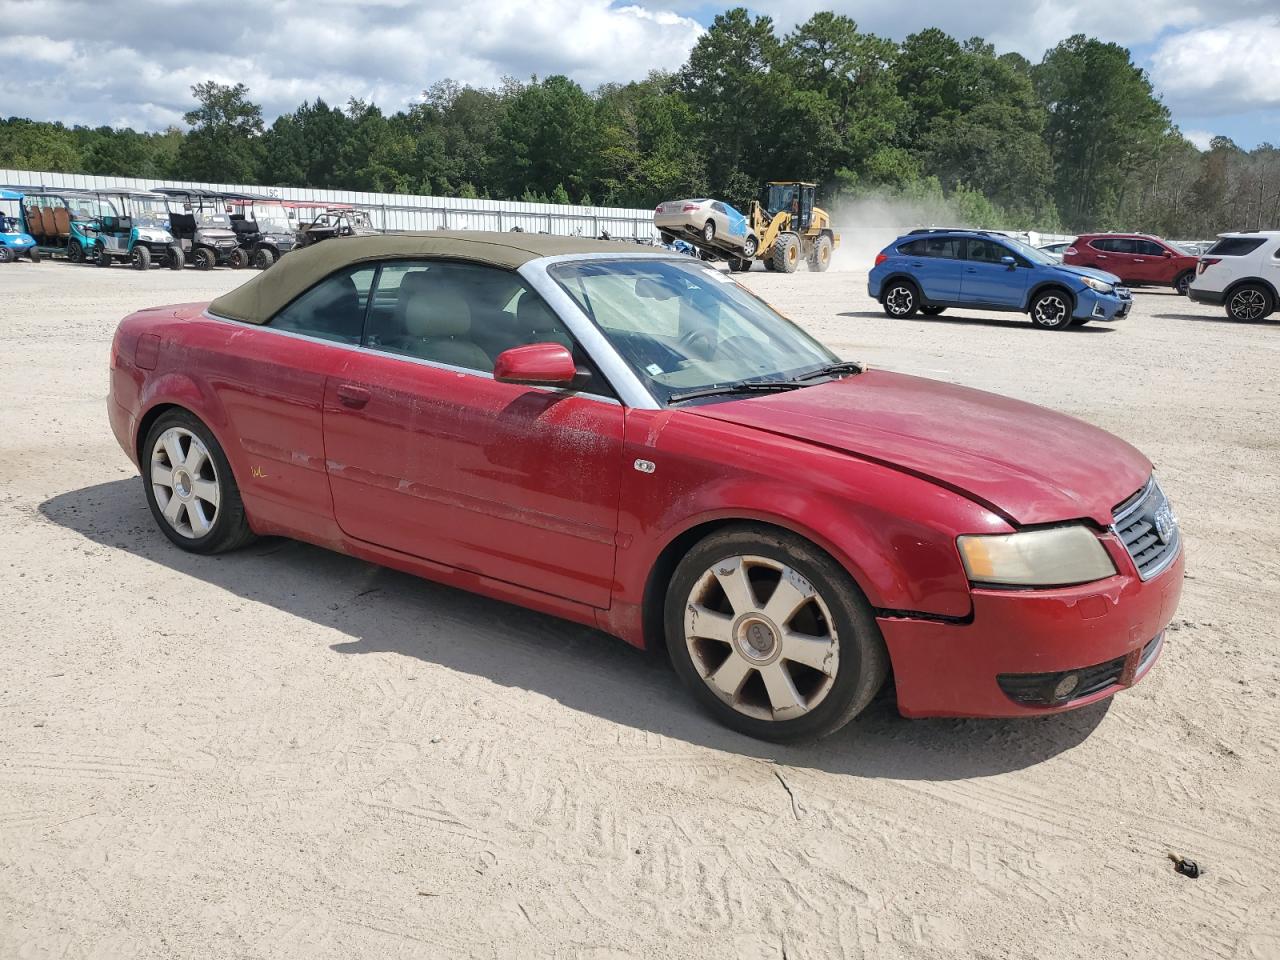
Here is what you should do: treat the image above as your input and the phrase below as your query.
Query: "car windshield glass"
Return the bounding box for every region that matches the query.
[193,207,231,227]
[128,196,170,228]
[254,203,292,230]
[1001,237,1057,265]
[550,258,838,405]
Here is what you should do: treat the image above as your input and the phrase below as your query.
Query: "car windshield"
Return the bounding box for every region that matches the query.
[193,206,232,227]
[253,202,293,230]
[1001,237,1058,266]
[126,196,170,228]
[550,258,839,404]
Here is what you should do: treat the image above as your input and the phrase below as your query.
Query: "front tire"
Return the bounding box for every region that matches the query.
[1030,289,1073,329]
[882,280,920,317]
[0,247,13,264]
[193,247,216,271]
[67,241,84,264]
[772,233,800,273]
[1226,284,1273,321]
[253,247,276,270]
[142,410,255,555]
[664,525,889,742]
[131,245,151,271]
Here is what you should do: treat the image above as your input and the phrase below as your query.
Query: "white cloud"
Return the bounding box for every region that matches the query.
[0,0,704,130]
[1149,16,1280,115]
[1182,130,1216,151]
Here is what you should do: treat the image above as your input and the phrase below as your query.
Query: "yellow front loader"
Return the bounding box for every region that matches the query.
[731,181,839,274]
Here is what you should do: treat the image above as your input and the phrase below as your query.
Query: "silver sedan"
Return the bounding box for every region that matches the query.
[654,199,757,257]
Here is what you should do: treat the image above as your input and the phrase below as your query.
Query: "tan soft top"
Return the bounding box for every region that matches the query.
[208,231,638,325]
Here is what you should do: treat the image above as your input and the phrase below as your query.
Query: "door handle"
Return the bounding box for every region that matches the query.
[335,384,370,409]
[909,261,924,268]
[966,267,977,273]
[1134,259,1145,263]
[1097,254,1108,258]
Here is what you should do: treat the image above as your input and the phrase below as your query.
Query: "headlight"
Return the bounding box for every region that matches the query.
[958,526,1116,587]
[1080,275,1115,294]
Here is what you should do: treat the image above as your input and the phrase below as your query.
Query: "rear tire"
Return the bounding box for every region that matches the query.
[95,243,111,267]
[921,305,946,316]
[142,410,256,555]
[131,245,151,271]
[702,220,716,244]
[809,234,833,272]
[664,524,889,742]
[772,233,800,274]
[882,280,920,317]
[1226,284,1274,322]
[1174,271,1194,296]
[1030,288,1073,329]
[168,245,185,270]
[28,248,41,263]
[728,257,752,273]
[228,248,248,269]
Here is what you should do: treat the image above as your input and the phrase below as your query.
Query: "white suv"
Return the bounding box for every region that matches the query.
[1188,231,1280,321]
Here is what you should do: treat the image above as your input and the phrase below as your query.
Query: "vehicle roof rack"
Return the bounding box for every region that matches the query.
[906,227,999,236]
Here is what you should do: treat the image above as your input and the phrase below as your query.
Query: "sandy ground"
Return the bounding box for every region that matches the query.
[1,255,1277,960]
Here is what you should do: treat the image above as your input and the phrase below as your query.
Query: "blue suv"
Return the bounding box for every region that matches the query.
[868,229,1132,329]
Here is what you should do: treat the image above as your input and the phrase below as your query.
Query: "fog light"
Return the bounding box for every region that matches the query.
[1052,673,1080,701]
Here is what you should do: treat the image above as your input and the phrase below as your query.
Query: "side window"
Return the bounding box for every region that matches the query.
[922,237,961,259]
[360,259,613,395]
[1091,238,1115,253]
[711,202,726,214]
[898,239,925,256]
[1136,240,1164,256]
[269,265,375,343]
[965,239,1010,263]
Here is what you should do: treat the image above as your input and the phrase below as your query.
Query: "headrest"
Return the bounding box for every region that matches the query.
[516,291,560,332]
[402,277,471,338]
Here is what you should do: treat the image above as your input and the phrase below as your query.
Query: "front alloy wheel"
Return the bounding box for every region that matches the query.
[665,526,889,741]
[1031,291,1071,329]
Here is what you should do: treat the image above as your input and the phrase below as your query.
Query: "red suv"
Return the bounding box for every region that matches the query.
[1064,234,1199,295]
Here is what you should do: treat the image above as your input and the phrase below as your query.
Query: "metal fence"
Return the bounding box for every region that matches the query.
[0,169,660,240]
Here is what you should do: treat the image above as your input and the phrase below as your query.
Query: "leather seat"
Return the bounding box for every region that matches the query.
[25,206,43,239]
[53,206,70,238]
[395,272,491,371]
[40,207,57,239]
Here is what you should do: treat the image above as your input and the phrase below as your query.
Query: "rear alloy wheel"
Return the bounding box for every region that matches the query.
[228,247,248,269]
[882,281,919,317]
[809,234,833,272]
[193,247,216,271]
[1030,289,1072,329]
[67,242,84,264]
[142,411,255,554]
[253,247,276,270]
[665,526,889,742]
[702,220,716,244]
[772,233,801,273]
[1226,284,1273,322]
[131,245,151,271]
[1175,271,1194,296]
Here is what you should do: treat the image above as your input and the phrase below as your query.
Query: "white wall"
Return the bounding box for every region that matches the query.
[0,168,659,240]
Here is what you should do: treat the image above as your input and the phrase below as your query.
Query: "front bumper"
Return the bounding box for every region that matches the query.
[1188,287,1225,306]
[879,546,1184,718]
[1077,287,1132,321]
[2,234,35,251]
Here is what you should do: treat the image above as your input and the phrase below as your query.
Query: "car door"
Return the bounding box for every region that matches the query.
[321,259,625,609]
[958,237,1028,307]
[901,236,964,302]
[1131,239,1170,284]
[199,263,376,532]
[1091,238,1134,280]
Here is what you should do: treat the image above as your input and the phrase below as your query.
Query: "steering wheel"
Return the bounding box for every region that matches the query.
[675,328,715,361]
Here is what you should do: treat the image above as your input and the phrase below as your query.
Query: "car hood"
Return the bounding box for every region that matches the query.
[686,369,1151,526]
[1052,263,1122,286]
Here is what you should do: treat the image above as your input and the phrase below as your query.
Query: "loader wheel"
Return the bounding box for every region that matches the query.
[809,235,833,272]
[772,233,800,274]
[702,220,716,244]
[764,257,777,272]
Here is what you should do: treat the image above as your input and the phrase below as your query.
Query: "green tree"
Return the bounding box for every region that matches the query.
[176,81,264,182]
[0,118,81,171]
[495,76,603,200]
[1035,36,1171,228]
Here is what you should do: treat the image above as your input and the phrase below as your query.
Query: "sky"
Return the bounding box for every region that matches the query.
[1,0,1276,150]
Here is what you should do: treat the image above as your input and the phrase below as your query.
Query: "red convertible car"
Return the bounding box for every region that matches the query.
[108,233,1184,741]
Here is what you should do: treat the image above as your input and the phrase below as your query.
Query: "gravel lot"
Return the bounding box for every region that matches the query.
[1,256,1277,959]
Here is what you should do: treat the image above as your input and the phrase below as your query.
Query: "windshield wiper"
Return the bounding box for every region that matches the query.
[668,380,805,404]
[789,360,865,382]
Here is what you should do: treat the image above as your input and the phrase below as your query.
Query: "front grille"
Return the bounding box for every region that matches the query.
[1112,477,1180,580]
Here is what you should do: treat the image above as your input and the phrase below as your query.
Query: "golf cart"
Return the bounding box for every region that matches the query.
[293,204,378,248]
[85,190,185,270]
[3,187,108,262]
[0,189,39,263]
[153,188,245,269]
[220,192,298,269]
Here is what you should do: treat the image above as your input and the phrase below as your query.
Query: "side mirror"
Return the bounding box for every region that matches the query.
[1163,251,1173,258]
[1001,255,1017,269]
[493,343,577,387]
